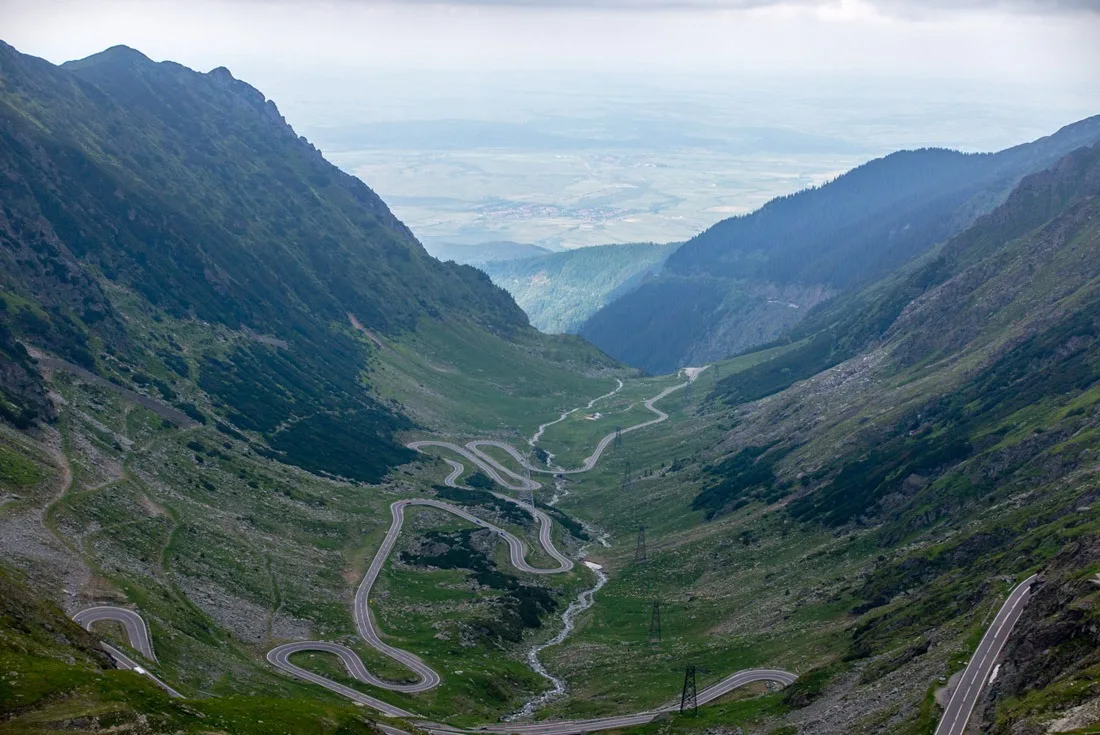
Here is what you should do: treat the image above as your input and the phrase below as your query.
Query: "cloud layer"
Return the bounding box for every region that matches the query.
[348,0,1099,12]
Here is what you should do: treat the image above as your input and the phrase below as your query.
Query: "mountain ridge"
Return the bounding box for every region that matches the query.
[580,115,1100,373]
[0,39,535,482]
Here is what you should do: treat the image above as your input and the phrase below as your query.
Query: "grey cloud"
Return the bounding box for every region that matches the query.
[350,0,1100,13]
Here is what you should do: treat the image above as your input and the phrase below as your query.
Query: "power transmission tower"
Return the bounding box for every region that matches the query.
[519,455,534,506]
[685,378,693,401]
[621,458,632,491]
[714,363,721,385]
[648,600,662,643]
[634,525,647,563]
[614,426,623,448]
[680,664,698,715]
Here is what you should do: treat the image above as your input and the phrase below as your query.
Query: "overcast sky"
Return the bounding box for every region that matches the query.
[3,0,1097,245]
[2,0,1099,81]
[1,0,1098,155]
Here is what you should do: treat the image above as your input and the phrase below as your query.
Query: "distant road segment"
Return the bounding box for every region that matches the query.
[74,371,798,730]
[73,606,157,660]
[934,574,1039,735]
[72,606,182,698]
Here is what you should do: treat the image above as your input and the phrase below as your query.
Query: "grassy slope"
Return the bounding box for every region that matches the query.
[450,149,1100,732]
[0,562,387,735]
[0,295,620,726]
[369,317,622,438]
[486,359,858,723]
[0,39,530,484]
[7,252,1095,732]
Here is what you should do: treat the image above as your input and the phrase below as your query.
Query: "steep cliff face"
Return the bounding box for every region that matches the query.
[0,321,53,428]
[984,536,1100,734]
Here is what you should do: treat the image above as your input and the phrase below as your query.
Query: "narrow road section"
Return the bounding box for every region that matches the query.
[72,606,183,698]
[74,371,798,730]
[267,492,575,703]
[934,574,1039,735]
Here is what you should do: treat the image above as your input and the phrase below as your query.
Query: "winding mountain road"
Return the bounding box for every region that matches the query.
[72,606,183,698]
[74,606,156,659]
[465,668,800,735]
[934,574,1039,735]
[464,379,693,479]
[73,369,799,729]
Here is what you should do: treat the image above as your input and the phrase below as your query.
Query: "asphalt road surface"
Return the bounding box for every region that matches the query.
[934,574,1039,735]
[71,606,183,698]
[466,376,693,478]
[265,642,416,718]
[268,490,577,701]
[73,370,799,731]
[426,668,798,735]
[73,606,156,660]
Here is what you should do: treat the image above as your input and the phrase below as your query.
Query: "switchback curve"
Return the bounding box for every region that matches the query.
[71,606,183,698]
[74,370,800,731]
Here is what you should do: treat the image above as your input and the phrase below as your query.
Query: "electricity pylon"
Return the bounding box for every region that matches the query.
[648,600,662,643]
[680,664,698,714]
[519,454,534,506]
[634,525,647,563]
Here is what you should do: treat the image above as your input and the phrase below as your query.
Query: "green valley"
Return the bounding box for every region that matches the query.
[1,33,1100,735]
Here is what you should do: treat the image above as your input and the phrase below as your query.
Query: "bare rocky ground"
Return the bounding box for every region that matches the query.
[786,646,950,734]
[0,373,373,698]
[1046,697,1100,733]
[0,422,94,615]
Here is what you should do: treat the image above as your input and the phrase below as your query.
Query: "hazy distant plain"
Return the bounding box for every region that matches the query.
[332,145,864,248]
[286,71,1095,249]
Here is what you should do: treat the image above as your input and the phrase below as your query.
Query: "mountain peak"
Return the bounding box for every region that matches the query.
[63,44,152,70]
[207,65,235,81]
[205,64,267,109]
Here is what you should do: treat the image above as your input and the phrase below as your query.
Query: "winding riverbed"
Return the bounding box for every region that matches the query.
[509,561,609,720]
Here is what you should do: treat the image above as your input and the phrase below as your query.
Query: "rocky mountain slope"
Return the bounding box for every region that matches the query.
[0,41,539,483]
[580,115,1100,373]
[479,242,675,333]
[695,142,1100,731]
[0,39,622,732]
[4,36,1100,735]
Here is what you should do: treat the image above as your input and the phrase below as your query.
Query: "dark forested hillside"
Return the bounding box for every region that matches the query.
[0,41,527,481]
[686,144,1100,729]
[580,116,1100,374]
[425,240,556,265]
[479,242,675,333]
[702,140,1100,538]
